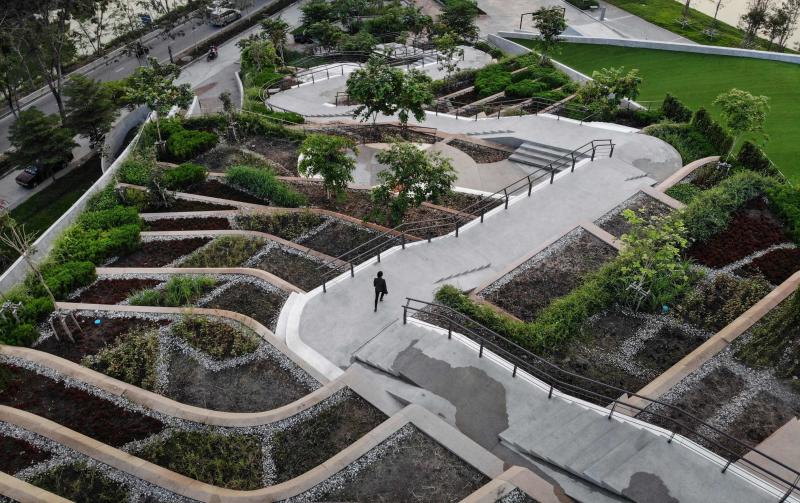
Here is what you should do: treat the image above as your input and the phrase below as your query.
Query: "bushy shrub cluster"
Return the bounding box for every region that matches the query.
[0,289,53,345]
[676,274,772,332]
[117,147,156,186]
[129,275,216,307]
[474,64,512,97]
[736,141,776,176]
[172,315,260,360]
[691,108,733,156]
[766,183,800,243]
[645,123,718,164]
[225,165,307,207]
[162,163,208,190]
[605,108,664,128]
[736,291,800,382]
[665,182,702,204]
[661,94,692,122]
[83,328,160,390]
[505,80,547,99]
[473,40,504,59]
[166,129,219,162]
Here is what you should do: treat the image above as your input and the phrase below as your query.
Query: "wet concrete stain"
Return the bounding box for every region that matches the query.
[391,346,509,450]
[622,472,679,503]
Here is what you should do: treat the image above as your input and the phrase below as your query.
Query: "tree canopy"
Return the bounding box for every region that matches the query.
[713,88,770,158]
[64,74,120,150]
[298,134,358,199]
[9,108,77,173]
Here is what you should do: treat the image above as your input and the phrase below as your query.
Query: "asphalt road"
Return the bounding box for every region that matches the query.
[0,0,278,153]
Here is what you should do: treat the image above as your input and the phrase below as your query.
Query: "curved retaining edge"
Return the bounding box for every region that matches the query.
[0,344,345,428]
[0,404,503,503]
[140,229,348,268]
[0,471,71,503]
[54,302,330,385]
[460,466,563,503]
[96,266,304,294]
[621,269,800,412]
[655,156,720,191]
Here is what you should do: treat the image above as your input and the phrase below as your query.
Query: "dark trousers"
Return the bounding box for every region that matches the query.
[374,291,385,311]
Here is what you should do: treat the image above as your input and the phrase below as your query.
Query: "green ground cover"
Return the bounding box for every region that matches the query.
[511,39,800,183]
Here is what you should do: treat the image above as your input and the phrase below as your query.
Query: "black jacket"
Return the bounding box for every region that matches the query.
[373,277,388,294]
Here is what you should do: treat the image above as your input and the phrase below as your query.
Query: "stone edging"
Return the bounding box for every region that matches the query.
[140,229,347,268]
[0,470,71,503]
[0,404,503,503]
[640,185,686,209]
[0,344,345,428]
[620,270,800,412]
[96,266,304,294]
[54,302,330,385]
[655,156,720,191]
[461,466,563,503]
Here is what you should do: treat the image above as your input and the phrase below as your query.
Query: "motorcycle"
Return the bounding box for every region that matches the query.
[207,47,219,61]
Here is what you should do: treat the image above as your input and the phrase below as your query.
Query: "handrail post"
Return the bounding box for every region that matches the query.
[447,320,452,339]
[455,220,459,237]
[322,279,327,293]
[479,342,484,358]
[401,232,406,249]
[512,364,517,377]
[527,175,533,196]
[549,167,555,184]
[609,144,615,158]
[376,252,380,263]
[571,153,576,172]
[350,262,354,277]
[504,188,509,209]
[548,384,554,399]
[591,146,596,162]
[480,207,485,223]
[608,401,618,419]
[721,458,733,473]
[403,306,407,324]
[667,431,677,444]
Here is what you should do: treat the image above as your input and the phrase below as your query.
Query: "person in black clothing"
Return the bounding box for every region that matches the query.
[373,271,388,312]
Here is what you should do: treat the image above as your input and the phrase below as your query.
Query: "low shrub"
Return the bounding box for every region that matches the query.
[86,185,121,212]
[661,93,692,123]
[225,165,307,207]
[171,315,259,359]
[533,89,569,103]
[165,129,219,162]
[645,123,718,164]
[676,274,772,332]
[606,108,664,128]
[119,187,150,210]
[180,236,265,268]
[117,147,156,186]
[235,211,323,240]
[736,141,776,175]
[36,261,97,300]
[7,324,39,346]
[183,114,227,132]
[473,40,503,59]
[83,328,160,391]
[474,64,512,97]
[505,79,547,99]
[691,108,732,155]
[766,183,800,243]
[129,275,216,307]
[665,183,702,204]
[162,163,208,190]
[77,206,141,231]
[0,289,54,345]
[52,224,141,265]
[736,292,800,382]
[537,72,570,89]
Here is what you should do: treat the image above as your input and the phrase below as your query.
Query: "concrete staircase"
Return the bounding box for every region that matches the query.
[509,140,590,171]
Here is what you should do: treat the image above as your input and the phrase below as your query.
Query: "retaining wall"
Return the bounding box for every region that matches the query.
[101,105,150,171]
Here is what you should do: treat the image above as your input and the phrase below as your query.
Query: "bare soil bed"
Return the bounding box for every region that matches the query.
[436,191,503,217]
[448,139,512,163]
[142,198,236,213]
[189,179,266,205]
[202,282,287,331]
[481,229,617,322]
[0,364,164,446]
[234,211,323,241]
[299,221,390,262]
[271,393,387,483]
[312,125,441,145]
[110,238,212,267]
[243,136,300,176]
[164,352,315,412]
[736,247,800,284]
[146,216,231,231]
[688,198,789,268]
[252,248,329,291]
[34,315,169,363]
[0,435,50,473]
[73,278,162,304]
[310,426,489,502]
[595,192,673,238]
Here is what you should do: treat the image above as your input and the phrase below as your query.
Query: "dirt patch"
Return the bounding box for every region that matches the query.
[299,221,388,262]
[73,278,162,304]
[164,352,314,412]
[202,283,288,331]
[634,324,706,374]
[110,238,212,267]
[448,139,511,163]
[596,192,673,238]
[142,198,236,213]
[436,191,503,217]
[688,199,789,268]
[0,435,50,473]
[33,315,169,363]
[0,364,164,446]
[719,391,799,457]
[146,217,231,231]
[189,179,266,205]
[314,426,489,502]
[242,136,300,176]
[271,393,387,483]
[253,248,328,291]
[234,211,323,241]
[311,125,440,145]
[737,247,800,285]
[482,230,617,322]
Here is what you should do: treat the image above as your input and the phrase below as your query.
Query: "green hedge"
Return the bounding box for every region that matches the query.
[645,123,718,164]
[766,183,800,243]
[77,206,141,231]
[225,166,307,207]
[665,183,703,204]
[52,224,141,265]
[691,108,733,155]
[736,141,776,176]
[165,129,219,162]
[163,163,208,190]
[505,80,548,98]
[474,65,513,97]
[661,93,692,123]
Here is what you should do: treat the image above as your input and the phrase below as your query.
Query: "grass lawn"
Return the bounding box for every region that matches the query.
[512,39,800,183]
[10,155,103,237]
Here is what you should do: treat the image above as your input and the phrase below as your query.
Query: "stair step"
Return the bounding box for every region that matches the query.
[565,423,637,474]
[550,414,620,469]
[509,154,558,171]
[582,429,657,490]
[499,399,586,455]
[520,140,578,155]
[530,410,607,465]
[517,144,589,161]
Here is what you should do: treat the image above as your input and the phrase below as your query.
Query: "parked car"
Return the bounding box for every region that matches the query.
[15,156,72,188]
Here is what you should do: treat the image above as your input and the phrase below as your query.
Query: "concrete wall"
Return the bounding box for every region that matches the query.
[101,106,150,171]
[0,112,155,294]
[498,31,800,65]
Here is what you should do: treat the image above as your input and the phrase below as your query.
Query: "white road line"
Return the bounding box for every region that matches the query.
[114,66,126,73]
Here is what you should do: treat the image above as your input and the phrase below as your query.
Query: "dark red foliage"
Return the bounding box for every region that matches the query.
[146,217,231,232]
[74,278,161,304]
[740,247,800,285]
[110,238,212,267]
[0,435,50,473]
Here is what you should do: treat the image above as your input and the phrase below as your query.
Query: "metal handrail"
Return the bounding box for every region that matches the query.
[433,95,596,123]
[401,297,800,501]
[315,139,615,292]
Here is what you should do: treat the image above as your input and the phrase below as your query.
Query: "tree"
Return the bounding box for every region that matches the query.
[307,21,344,51]
[298,134,358,200]
[577,66,642,111]
[301,0,333,27]
[0,37,28,118]
[9,108,77,176]
[261,17,290,64]
[347,56,403,124]
[531,7,567,64]
[396,69,434,128]
[764,0,800,50]
[64,75,120,150]
[124,58,194,144]
[713,88,770,160]
[73,0,114,55]
[372,143,457,224]
[740,0,771,47]
[239,37,278,73]
[435,33,464,83]
[439,0,480,42]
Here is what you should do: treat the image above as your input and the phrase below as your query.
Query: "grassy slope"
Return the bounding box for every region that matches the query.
[513,40,800,183]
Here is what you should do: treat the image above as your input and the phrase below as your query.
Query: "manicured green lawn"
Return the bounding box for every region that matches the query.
[10,156,102,237]
[512,39,800,183]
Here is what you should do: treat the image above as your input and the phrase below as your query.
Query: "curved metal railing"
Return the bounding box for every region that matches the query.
[400,297,800,502]
[315,139,615,292]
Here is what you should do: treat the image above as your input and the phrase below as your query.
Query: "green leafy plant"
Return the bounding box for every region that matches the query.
[766,183,800,243]
[665,183,703,204]
[83,328,160,390]
[676,274,772,332]
[225,166,307,207]
[162,163,208,190]
[171,315,260,359]
[474,64,512,97]
[298,134,357,200]
[165,129,219,162]
[505,80,548,99]
[661,93,692,122]
[713,88,769,160]
[530,6,567,63]
[129,275,217,307]
[691,107,733,156]
[645,123,718,164]
[180,236,266,268]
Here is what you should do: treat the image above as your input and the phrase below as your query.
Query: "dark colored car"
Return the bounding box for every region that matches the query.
[15,156,72,188]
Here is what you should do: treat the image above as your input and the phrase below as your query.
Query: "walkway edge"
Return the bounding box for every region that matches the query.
[0,471,71,503]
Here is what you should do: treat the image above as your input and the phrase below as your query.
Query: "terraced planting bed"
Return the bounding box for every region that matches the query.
[448,139,512,164]
[298,220,392,262]
[141,198,236,213]
[242,135,301,176]
[250,246,332,291]
[188,179,267,205]
[595,191,674,239]
[0,434,50,474]
[201,280,288,331]
[72,278,163,304]
[146,216,232,231]
[109,237,213,267]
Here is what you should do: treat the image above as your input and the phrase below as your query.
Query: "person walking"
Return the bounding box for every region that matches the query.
[373,271,388,312]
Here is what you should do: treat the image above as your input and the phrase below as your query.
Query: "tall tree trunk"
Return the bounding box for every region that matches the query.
[683,0,692,17]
